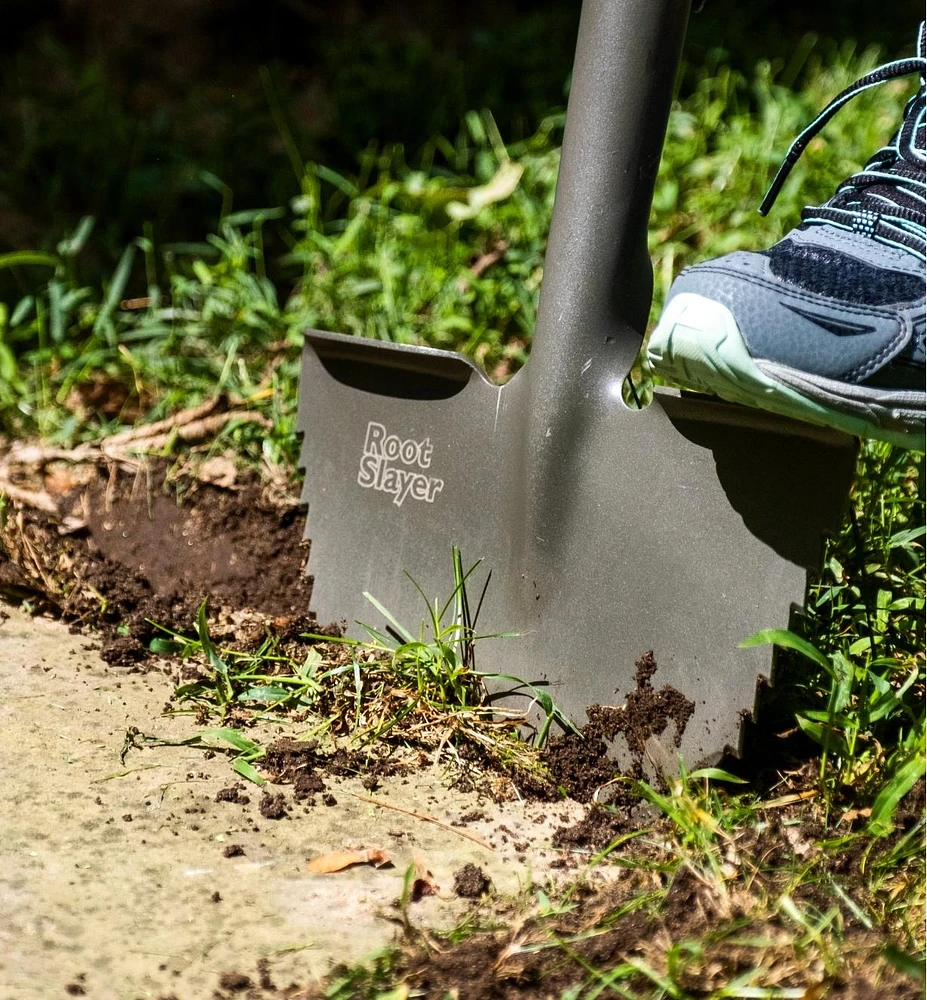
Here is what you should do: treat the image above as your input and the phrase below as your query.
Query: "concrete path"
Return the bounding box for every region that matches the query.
[0,604,583,999]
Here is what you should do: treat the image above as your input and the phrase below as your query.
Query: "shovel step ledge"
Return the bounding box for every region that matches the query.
[297,0,857,763]
[306,329,485,399]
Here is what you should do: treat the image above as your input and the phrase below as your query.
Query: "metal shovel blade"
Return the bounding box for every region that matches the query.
[296,0,858,762]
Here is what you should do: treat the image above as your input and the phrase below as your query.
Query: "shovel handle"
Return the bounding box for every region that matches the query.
[531,0,691,375]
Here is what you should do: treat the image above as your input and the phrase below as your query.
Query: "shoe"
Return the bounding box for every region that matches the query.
[647,25,926,452]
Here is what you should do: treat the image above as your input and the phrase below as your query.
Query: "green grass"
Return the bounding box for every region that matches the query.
[0,43,914,454]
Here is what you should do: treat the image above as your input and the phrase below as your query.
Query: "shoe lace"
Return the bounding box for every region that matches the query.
[759,23,926,262]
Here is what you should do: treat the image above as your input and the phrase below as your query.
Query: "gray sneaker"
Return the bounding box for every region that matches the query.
[648,25,926,452]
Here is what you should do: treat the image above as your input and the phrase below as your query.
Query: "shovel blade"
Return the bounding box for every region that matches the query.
[298,330,511,627]
[486,388,856,763]
[298,330,856,762]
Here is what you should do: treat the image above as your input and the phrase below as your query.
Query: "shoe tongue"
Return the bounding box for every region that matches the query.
[853,160,926,217]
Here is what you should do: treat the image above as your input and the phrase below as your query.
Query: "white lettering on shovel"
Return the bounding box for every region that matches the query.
[357,422,444,507]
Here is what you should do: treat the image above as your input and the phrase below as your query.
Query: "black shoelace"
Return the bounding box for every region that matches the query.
[759,24,927,262]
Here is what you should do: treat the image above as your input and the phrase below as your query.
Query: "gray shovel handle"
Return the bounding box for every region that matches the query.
[531,0,691,375]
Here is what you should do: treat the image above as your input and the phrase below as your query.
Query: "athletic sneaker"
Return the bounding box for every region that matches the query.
[647,25,926,451]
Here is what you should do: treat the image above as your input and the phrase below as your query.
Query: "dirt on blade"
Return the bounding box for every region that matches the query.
[532,652,696,847]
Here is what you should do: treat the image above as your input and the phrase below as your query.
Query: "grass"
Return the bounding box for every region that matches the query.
[0,36,924,1000]
[286,772,924,999]
[0,43,914,452]
[140,551,564,791]
[297,759,924,999]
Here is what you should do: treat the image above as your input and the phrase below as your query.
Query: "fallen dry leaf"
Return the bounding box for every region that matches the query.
[409,854,440,902]
[306,847,391,873]
[839,806,872,824]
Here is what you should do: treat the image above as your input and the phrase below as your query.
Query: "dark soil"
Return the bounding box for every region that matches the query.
[0,463,322,666]
[543,653,694,800]
[609,650,695,758]
[386,849,923,1000]
[550,804,630,850]
[531,652,696,846]
[216,784,251,806]
[258,792,289,819]
[453,863,491,898]
[259,736,406,805]
[217,971,252,992]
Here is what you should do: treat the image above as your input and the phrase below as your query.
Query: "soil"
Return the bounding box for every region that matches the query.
[542,653,694,798]
[0,463,923,999]
[0,463,321,666]
[390,879,923,1000]
[453,863,491,899]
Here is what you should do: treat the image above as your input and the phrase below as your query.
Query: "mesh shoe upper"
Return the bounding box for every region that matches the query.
[667,25,926,397]
[669,229,924,389]
[761,241,923,306]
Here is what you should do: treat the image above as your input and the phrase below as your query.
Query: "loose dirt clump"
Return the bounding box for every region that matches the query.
[543,651,695,804]
[542,711,624,802]
[609,650,695,757]
[551,804,629,850]
[260,737,326,783]
[538,652,699,850]
[216,783,251,805]
[258,791,289,819]
[537,651,696,846]
[453,863,491,898]
[217,971,252,992]
[294,771,326,801]
[259,736,405,802]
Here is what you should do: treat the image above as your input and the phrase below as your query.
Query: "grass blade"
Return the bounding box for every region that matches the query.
[363,591,417,643]
[740,629,831,670]
[867,753,926,836]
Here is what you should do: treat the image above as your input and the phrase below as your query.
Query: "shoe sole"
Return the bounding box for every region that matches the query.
[647,293,926,452]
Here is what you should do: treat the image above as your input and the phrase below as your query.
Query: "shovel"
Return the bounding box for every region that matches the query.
[297,0,857,763]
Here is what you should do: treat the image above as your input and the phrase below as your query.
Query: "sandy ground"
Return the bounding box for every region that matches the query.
[0,603,585,999]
